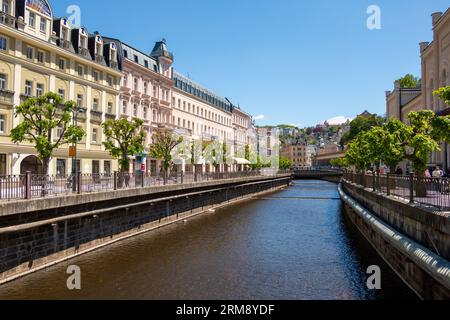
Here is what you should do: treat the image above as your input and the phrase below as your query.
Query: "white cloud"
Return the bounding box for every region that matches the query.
[254,115,265,121]
[322,116,353,125]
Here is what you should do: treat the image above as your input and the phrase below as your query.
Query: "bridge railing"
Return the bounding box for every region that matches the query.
[343,172,450,211]
[0,170,292,202]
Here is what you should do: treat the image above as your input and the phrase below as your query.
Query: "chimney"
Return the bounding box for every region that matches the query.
[432,12,443,27]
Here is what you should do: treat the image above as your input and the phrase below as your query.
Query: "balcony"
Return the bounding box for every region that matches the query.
[0,89,14,106]
[160,100,171,108]
[57,39,72,50]
[90,110,103,123]
[78,47,89,58]
[95,54,105,65]
[105,113,116,121]
[0,12,16,28]
[110,61,118,70]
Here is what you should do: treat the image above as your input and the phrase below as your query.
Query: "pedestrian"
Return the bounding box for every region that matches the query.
[424,169,431,178]
[432,166,444,178]
[395,167,403,176]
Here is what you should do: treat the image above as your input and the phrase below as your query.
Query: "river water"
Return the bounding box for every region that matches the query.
[0,180,417,300]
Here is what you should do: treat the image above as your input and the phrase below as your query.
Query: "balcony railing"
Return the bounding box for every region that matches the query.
[110,61,118,69]
[0,12,16,28]
[78,47,89,57]
[0,89,14,105]
[57,39,72,50]
[105,113,116,120]
[95,54,105,64]
[90,110,102,123]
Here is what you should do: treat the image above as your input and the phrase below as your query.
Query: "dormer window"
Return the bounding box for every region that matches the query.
[40,18,46,33]
[2,0,10,14]
[61,28,67,40]
[80,36,86,48]
[29,12,35,28]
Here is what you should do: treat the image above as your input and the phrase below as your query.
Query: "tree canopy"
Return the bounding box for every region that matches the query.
[102,118,146,172]
[397,74,421,89]
[340,114,385,147]
[10,92,85,174]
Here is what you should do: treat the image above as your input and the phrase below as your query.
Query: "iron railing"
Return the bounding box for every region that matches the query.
[343,172,450,211]
[0,170,292,202]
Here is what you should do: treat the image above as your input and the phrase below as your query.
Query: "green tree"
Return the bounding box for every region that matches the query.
[279,157,293,170]
[434,86,450,106]
[330,157,348,168]
[340,114,385,147]
[148,130,183,182]
[10,92,84,175]
[102,118,146,173]
[396,74,421,89]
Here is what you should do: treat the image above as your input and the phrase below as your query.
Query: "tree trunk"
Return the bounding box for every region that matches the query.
[415,172,427,198]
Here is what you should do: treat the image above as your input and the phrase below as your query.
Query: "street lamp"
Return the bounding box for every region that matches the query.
[71,106,85,192]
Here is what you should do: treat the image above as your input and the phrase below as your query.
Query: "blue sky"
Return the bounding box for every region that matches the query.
[52,0,449,127]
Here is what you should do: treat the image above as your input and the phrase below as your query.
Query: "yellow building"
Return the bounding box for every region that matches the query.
[0,0,122,176]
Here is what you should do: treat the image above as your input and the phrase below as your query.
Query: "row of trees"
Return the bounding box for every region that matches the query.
[331,86,450,177]
[11,92,293,177]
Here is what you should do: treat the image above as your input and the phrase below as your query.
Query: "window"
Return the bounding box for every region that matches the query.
[56,124,63,139]
[2,0,9,14]
[93,98,99,112]
[133,104,137,117]
[123,50,128,58]
[0,114,5,134]
[29,12,35,28]
[0,36,7,51]
[153,86,157,97]
[77,94,83,108]
[56,159,66,176]
[36,83,44,97]
[134,55,138,63]
[134,78,138,91]
[143,106,148,119]
[26,46,34,60]
[107,102,113,114]
[144,60,149,68]
[122,101,127,114]
[0,74,6,90]
[61,28,67,41]
[93,71,99,82]
[40,18,46,33]
[59,58,65,70]
[104,161,111,175]
[107,76,113,87]
[92,128,98,144]
[77,65,84,77]
[58,89,65,101]
[37,51,44,64]
[25,80,32,96]
[144,82,148,94]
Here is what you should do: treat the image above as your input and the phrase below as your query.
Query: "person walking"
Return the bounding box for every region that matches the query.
[432,166,444,178]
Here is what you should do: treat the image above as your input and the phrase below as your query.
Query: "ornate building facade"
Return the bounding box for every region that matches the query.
[0,0,122,176]
[386,8,450,171]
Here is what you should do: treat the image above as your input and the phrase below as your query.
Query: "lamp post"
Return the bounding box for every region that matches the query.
[71,106,85,192]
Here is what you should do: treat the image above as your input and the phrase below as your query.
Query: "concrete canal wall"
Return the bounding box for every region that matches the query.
[340,180,450,300]
[0,174,291,285]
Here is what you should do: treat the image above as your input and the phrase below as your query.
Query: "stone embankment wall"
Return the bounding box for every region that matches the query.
[0,174,291,284]
[340,180,450,300]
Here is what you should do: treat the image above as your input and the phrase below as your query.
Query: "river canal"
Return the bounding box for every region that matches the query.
[0,180,417,300]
